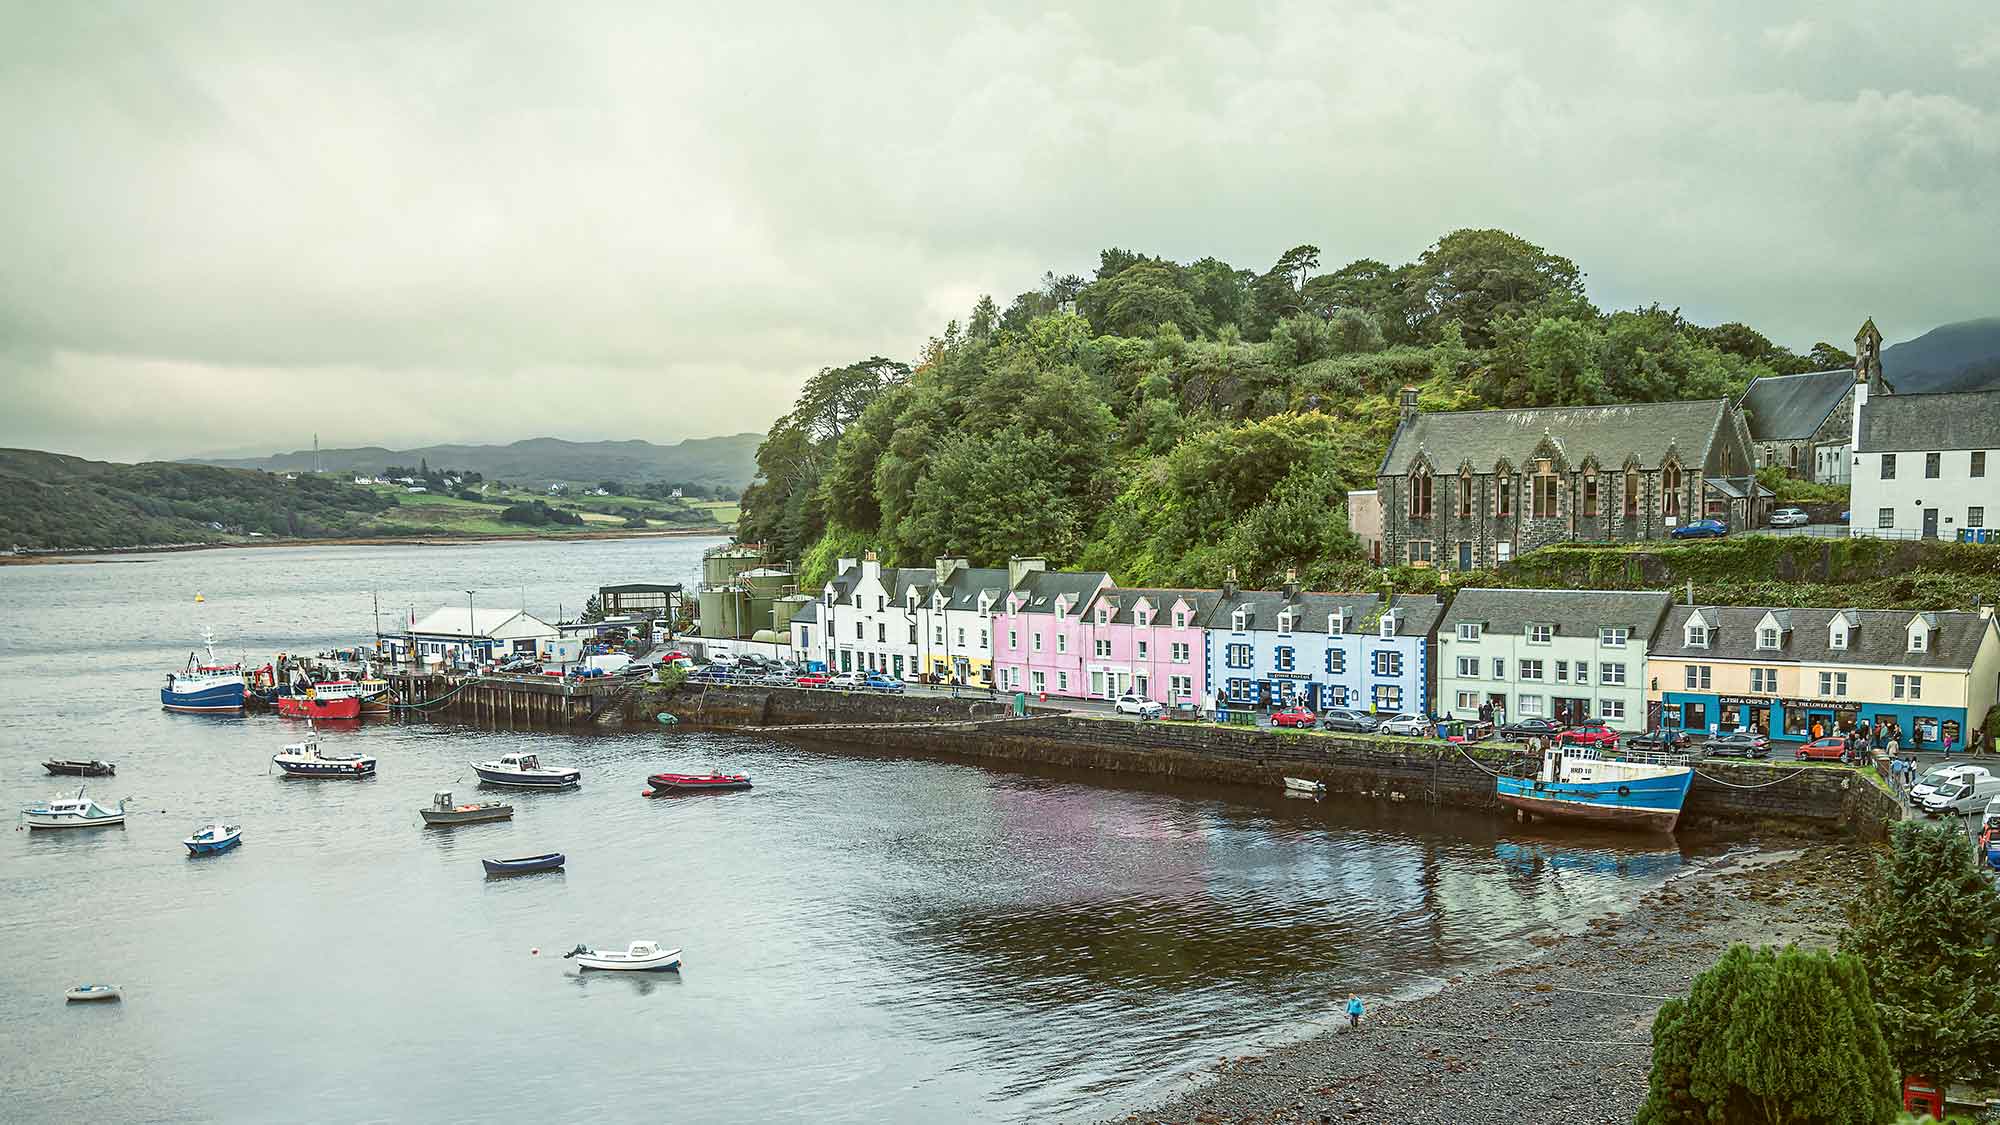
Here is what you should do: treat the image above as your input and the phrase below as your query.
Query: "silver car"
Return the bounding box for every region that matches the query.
[1375,713,1432,736]
[1769,507,1810,528]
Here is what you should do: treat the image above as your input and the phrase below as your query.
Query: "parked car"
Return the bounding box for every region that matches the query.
[706,652,739,668]
[1319,708,1381,733]
[1114,693,1164,719]
[1794,736,1850,761]
[1375,713,1431,737]
[686,665,734,684]
[1271,705,1317,729]
[1911,764,1992,805]
[863,674,904,693]
[1922,774,2000,817]
[1703,730,1771,759]
[1627,728,1693,753]
[828,671,866,689]
[1669,518,1730,540]
[1557,719,1619,748]
[1769,507,1811,528]
[1498,717,1566,741]
[794,673,831,688]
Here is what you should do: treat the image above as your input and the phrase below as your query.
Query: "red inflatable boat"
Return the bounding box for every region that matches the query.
[646,771,753,795]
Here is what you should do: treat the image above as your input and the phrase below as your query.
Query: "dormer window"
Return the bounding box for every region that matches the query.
[1757,627,1780,650]
[1277,612,1293,636]
[1457,623,1481,641]
[1097,607,1110,626]
[1829,624,1848,650]
[1173,610,1186,628]
[1527,624,1552,645]
[1686,623,1708,648]
[825,591,835,608]
[1908,624,1930,653]
[1379,615,1396,639]
[1232,610,1247,632]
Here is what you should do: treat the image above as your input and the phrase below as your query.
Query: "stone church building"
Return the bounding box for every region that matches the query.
[1736,321,1885,484]
[1376,389,1768,571]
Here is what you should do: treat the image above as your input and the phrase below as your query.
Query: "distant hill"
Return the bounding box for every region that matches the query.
[0,448,398,550]
[187,434,763,492]
[1883,317,2000,394]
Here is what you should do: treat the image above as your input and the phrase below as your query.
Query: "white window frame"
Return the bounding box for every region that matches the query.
[1599,626,1627,648]
[1457,623,1482,641]
[1600,699,1626,720]
[1527,624,1552,645]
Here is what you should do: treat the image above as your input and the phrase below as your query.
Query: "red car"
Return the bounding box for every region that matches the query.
[794,673,830,688]
[1271,706,1317,729]
[1795,736,1849,761]
[1558,719,1620,749]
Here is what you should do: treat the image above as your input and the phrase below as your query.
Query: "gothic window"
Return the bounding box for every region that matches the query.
[1458,470,1473,517]
[1582,473,1598,517]
[1532,473,1557,519]
[1497,476,1513,518]
[1409,468,1433,518]
[1624,469,1639,517]
[1663,463,1681,517]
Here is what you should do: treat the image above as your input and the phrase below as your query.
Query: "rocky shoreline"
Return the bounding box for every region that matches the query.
[1112,843,1872,1125]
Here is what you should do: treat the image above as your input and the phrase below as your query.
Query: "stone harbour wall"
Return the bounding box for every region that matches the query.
[629,683,1899,838]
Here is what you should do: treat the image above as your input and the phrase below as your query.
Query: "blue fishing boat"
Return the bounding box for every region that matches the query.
[161,628,245,714]
[184,821,243,855]
[482,852,565,876]
[1495,745,1694,832]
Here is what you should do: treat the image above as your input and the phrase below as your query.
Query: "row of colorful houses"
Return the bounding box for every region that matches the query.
[784,552,2000,744]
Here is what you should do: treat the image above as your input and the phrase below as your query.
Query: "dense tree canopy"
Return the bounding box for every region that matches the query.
[740,227,1824,584]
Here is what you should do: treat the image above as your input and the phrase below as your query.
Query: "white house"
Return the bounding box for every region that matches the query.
[1435,589,1672,732]
[816,553,1011,682]
[1850,383,1999,541]
[399,606,560,667]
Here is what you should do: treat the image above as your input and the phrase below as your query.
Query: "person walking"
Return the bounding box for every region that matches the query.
[1346,994,1365,1029]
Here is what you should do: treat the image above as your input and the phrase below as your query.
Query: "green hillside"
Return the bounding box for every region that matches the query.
[742,228,1860,589]
[189,433,764,493]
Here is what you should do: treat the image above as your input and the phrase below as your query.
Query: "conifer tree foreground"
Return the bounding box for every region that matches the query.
[1842,820,2000,1094]
[1636,944,1898,1125]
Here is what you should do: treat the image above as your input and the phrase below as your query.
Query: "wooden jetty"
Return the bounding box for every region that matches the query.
[393,670,637,728]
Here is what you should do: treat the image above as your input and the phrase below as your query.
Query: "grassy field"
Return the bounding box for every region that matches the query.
[358,484,734,536]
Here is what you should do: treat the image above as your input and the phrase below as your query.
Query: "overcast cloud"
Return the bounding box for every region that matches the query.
[2,1,1995,461]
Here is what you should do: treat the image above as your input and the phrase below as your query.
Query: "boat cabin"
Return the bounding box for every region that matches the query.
[432,790,456,810]
[628,942,659,958]
[500,754,541,771]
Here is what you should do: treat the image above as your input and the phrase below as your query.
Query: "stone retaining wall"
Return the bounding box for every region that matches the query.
[629,683,1898,838]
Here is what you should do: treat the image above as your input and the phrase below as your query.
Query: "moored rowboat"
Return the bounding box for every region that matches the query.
[482,852,565,876]
[65,984,121,1002]
[646,771,751,794]
[1283,777,1326,794]
[44,760,115,777]
[564,941,681,972]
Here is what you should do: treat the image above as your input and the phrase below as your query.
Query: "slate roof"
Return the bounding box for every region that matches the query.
[1379,399,1732,476]
[1008,569,1110,615]
[1208,590,1446,637]
[789,601,820,626]
[1439,588,1673,638]
[1087,587,1224,626]
[1739,370,1853,441]
[937,567,1010,610]
[1651,605,1995,671]
[1857,388,2000,452]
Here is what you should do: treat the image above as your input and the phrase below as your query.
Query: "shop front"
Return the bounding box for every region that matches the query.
[1662,691,1966,747]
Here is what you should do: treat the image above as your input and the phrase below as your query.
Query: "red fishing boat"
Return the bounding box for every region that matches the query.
[646,771,752,795]
[276,678,364,721]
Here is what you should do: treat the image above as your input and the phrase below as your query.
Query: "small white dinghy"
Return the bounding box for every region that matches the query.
[65,984,121,1003]
[564,941,682,972]
[1283,777,1326,795]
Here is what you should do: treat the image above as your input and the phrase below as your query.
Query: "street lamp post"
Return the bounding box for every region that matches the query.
[465,589,477,667]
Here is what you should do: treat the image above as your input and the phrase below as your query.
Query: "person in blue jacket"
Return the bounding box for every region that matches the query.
[1346,994,1364,1029]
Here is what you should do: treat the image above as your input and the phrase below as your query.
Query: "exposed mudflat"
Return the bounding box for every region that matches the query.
[1112,843,1870,1125]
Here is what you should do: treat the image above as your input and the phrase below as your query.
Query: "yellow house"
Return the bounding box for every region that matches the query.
[1646,604,2000,747]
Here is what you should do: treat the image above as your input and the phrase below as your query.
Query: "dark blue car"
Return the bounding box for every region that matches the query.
[1669,518,1729,540]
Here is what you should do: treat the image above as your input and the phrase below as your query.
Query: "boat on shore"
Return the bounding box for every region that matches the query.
[65,985,121,1003]
[1283,777,1326,795]
[43,759,115,777]
[161,628,245,714]
[22,789,128,830]
[272,735,376,779]
[183,821,243,854]
[421,790,513,827]
[1495,745,1694,832]
[472,753,580,790]
[646,771,751,795]
[482,852,565,876]
[564,941,681,972]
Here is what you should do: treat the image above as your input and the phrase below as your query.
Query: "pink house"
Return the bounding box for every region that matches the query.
[1080,588,1219,706]
[992,567,1112,699]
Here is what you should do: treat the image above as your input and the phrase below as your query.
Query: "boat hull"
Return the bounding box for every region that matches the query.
[276,694,362,720]
[482,853,565,876]
[575,951,681,972]
[1495,770,1693,832]
[44,761,115,777]
[161,682,245,714]
[473,767,580,789]
[185,832,243,855]
[65,986,121,1002]
[422,807,513,826]
[646,773,751,793]
[274,758,376,778]
[23,811,126,829]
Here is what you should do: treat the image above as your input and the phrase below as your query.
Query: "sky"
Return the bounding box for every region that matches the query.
[2,2,1996,462]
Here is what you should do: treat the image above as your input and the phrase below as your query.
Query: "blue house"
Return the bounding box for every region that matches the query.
[1204,587,1443,715]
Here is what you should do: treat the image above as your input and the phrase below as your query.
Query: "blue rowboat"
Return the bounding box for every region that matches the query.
[1496,745,1694,832]
[482,853,565,876]
[184,821,243,855]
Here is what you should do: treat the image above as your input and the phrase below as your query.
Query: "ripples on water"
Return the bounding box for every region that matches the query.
[0,541,1704,1122]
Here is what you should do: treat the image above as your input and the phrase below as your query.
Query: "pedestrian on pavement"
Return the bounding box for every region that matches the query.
[1346,995,1365,1029]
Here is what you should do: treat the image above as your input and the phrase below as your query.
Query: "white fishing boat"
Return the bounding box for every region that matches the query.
[1283,777,1326,795]
[272,734,376,778]
[65,984,121,1002]
[471,752,580,789]
[22,788,128,830]
[563,941,682,972]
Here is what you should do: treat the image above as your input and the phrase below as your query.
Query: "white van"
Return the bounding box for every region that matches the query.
[1982,793,2000,832]
[1921,774,2000,817]
[1910,764,1991,805]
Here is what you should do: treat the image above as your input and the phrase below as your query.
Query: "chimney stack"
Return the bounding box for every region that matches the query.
[862,550,881,582]
[935,556,967,585]
[1006,555,1047,590]
[1283,567,1300,600]
[1399,385,1421,422]
[1223,565,1239,599]
[1685,579,1694,606]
